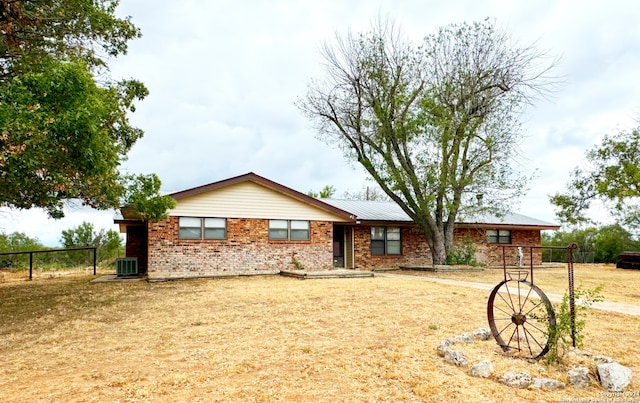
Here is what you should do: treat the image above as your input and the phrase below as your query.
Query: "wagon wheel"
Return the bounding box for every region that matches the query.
[487,274,556,359]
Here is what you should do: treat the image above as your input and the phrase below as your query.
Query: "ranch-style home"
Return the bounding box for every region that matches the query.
[115,172,559,280]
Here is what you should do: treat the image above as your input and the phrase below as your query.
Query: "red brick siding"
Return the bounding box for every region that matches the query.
[459,228,543,267]
[352,226,543,269]
[147,217,333,279]
[352,225,432,269]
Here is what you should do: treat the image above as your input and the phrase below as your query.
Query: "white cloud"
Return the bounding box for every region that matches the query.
[3,0,640,245]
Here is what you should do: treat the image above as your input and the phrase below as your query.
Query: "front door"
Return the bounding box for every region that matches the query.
[333,225,345,267]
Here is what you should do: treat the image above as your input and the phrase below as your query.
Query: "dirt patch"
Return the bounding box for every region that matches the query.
[0,269,638,402]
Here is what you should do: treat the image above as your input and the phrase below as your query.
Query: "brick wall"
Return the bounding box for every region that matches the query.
[462,228,544,267]
[351,225,544,269]
[352,225,432,270]
[146,217,333,279]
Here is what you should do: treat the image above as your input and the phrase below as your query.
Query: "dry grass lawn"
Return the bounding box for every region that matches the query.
[0,265,638,402]
[400,263,640,305]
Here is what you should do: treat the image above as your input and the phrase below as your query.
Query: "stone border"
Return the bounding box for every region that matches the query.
[437,328,633,392]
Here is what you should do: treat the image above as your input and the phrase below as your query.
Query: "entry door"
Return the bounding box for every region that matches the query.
[333,225,345,267]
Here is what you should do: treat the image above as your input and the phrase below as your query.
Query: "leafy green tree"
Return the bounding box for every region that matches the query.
[298,18,556,264]
[121,174,177,221]
[0,0,170,220]
[593,224,638,263]
[551,127,640,229]
[0,0,139,80]
[307,185,336,199]
[60,221,122,264]
[542,227,597,263]
[0,231,43,268]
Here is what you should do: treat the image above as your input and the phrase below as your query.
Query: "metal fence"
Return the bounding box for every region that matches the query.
[0,247,97,280]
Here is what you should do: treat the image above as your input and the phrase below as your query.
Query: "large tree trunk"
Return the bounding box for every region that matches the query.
[430,239,448,265]
[419,221,448,265]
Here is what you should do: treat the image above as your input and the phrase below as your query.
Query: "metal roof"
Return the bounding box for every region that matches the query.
[322,199,559,228]
[322,199,413,222]
[459,211,559,227]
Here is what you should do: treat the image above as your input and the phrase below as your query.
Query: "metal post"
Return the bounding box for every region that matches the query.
[29,252,33,280]
[567,243,577,347]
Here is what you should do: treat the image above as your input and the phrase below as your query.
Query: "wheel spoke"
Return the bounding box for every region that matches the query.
[497,322,515,339]
[522,325,545,350]
[523,320,549,336]
[497,287,516,313]
[523,299,545,317]
[504,282,518,313]
[520,285,534,312]
[506,326,520,351]
[494,304,514,318]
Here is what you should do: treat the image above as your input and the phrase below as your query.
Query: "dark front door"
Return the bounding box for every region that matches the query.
[333,225,345,267]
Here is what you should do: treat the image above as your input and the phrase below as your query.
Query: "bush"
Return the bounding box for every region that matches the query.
[446,235,480,266]
[545,283,605,364]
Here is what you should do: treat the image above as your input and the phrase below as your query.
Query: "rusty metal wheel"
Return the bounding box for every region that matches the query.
[487,274,556,359]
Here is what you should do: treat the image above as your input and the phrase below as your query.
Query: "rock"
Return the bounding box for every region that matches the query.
[597,362,633,391]
[532,377,566,391]
[436,338,454,357]
[454,332,474,343]
[469,360,494,378]
[500,371,532,389]
[472,328,492,341]
[444,349,468,366]
[568,367,591,389]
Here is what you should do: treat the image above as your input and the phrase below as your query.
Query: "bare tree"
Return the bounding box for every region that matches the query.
[298,18,557,264]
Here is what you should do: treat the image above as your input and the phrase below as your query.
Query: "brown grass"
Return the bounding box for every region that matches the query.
[0,266,638,402]
[400,263,640,304]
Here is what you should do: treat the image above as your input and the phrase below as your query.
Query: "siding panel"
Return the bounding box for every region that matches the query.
[169,182,352,222]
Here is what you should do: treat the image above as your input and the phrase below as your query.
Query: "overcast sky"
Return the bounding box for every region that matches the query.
[2,0,640,246]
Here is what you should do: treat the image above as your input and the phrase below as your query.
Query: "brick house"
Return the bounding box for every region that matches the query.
[115,172,559,280]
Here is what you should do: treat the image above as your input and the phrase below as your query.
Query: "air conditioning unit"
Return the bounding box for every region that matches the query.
[116,257,138,276]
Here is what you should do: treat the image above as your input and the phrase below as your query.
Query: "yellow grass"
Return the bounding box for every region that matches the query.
[0,267,638,402]
[400,263,640,304]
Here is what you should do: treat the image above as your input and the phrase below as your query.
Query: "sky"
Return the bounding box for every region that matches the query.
[2,0,640,246]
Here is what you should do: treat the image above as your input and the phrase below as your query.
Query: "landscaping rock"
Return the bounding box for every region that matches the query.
[532,377,566,391]
[597,362,633,391]
[472,328,492,341]
[444,349,468,366]
[469,360,494,378]
[436,338,454,357]
[500,371,532,389]
[568,367,591,389]
[455,332,474,343]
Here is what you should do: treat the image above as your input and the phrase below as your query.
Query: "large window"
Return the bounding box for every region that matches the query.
[269,220,310,240]
[179,217,226,240]
[371,226,401,256]
[486,229,511,244]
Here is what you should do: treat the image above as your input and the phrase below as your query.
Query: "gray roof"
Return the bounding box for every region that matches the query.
[322,199,558,228]
[459,211,559,228]
[322,199,414,222]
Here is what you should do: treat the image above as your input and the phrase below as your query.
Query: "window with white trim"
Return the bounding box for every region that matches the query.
[371,226,401,256]
[269,220,310,240]
[486,229,511,244]
[178,217,226,239]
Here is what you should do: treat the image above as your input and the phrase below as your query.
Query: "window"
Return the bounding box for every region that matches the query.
[371,226,402,256]
[269,220,310,240]
[179,217,226,239]
[487,229,511,244]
